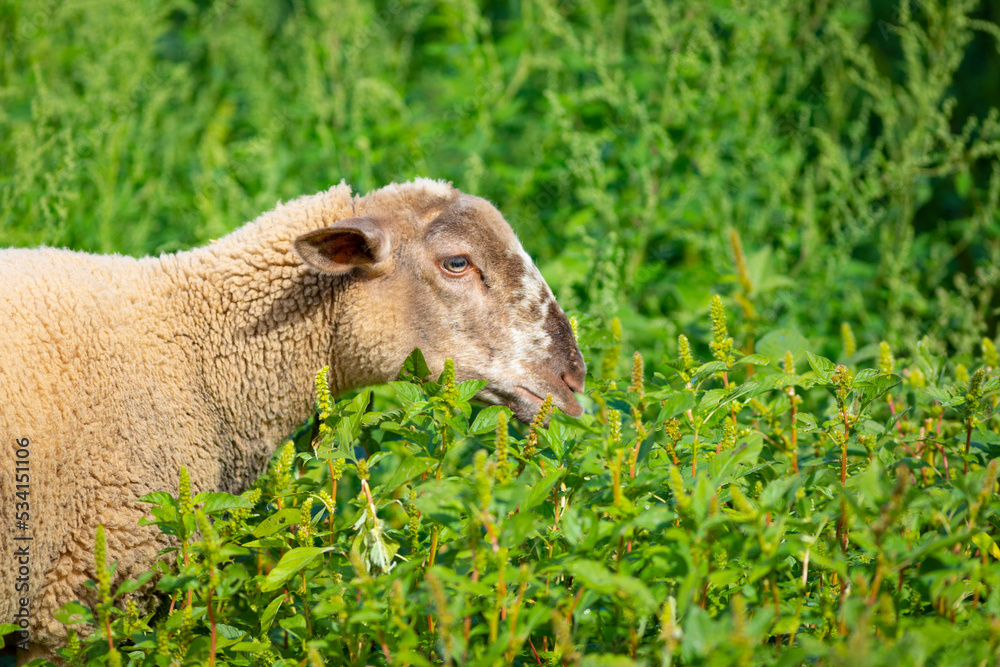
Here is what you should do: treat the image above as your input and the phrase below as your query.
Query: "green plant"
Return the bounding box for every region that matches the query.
[3,0,999,360]
[29,298,1000,666]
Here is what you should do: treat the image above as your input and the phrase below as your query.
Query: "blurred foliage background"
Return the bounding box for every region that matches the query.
[2,0,1000,366]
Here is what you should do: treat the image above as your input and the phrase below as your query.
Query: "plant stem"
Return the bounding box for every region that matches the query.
[689,409,699,478]
[207,590,216,667]
[788,387,799,473]
[429,528,440,567]
[328,474,338,544]
[964,419,973,474]
[841,407,850,485]
[104,613,114,653]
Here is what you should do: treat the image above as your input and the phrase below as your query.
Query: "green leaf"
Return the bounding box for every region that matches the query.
[378,455,437,495]
[137,491,175,507]
[566,559,614,590]
[457,379,488,402]
[699,388,727,412]
[259,547,334,592]
[524,470,563,510]
[805,351,835,382]
[200,492,252,514]
[398,348,431,383]
[259,595,284,633]
[0,624,22,647]
[972,532,1000,560]
[658,391,696,419]
[853,372,902,411]
[389,381,423,406]
[251,508,301,538]
[756,329,808,365]
[114,571,154,597]
[736,353,772,366]
[501,511,541,546]
[691,361,729,382]
[53,601,93,626]
[470,405,511,434]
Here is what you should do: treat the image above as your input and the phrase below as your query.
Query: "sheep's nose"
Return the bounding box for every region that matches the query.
[562,370,585,395]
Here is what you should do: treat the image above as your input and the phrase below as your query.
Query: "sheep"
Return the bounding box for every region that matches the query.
[0,178,587,663]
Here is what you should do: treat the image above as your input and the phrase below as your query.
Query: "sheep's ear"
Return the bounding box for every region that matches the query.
[293,217,390,275]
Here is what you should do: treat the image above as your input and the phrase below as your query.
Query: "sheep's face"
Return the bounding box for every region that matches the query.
[293,180,587,423]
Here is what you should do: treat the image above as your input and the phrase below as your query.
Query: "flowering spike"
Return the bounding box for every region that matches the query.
[297,497,315,545]
[328,458,346,482]
[440,359,457,404]
[523,395,553,462]
[783,351,795,374]
[315,366,333,420]
[841,322,856,359]
[709,295,735,366]
[405,496,421,552]
[966,368,985,407]
[474,449,492,510]
[983,338,999,370]
[678,334,694,370]
[195,510,219,555]
[878,342,895,375]
[608,409,622,449]
[832,365,853,410]
[178,466,193,517]
[629,351,645,399]
[729,229,753,296]
[94,525,110,602]
[273,440,296,492]
[667,466,690,513]
[659,596,682,653]
[720,417,737,452]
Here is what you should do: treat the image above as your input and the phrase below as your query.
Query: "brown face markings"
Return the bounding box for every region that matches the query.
[497,249,529,290]
[526,297,544,321]
[425,202,530,293]
[544,300,576,356]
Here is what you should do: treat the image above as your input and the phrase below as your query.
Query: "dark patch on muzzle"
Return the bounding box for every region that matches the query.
[544,301,586,387]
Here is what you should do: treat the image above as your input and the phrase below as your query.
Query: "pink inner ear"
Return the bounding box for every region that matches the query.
[323,232,371,265]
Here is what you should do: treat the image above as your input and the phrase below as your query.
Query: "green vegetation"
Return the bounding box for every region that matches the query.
[25,311,1000,666]
[3,0,1000,664]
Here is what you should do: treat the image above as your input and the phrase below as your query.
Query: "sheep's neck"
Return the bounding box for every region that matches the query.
[167,211,414,492]
[172,247,344,493]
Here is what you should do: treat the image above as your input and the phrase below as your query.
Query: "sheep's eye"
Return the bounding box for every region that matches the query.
[441,256,471,274]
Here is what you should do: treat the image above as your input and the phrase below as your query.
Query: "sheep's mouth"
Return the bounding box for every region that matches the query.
[477,382,583,424]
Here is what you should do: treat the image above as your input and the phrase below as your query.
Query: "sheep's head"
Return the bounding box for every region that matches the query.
[293,179,587,423]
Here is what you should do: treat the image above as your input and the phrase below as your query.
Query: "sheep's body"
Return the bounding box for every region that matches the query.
[0,179,586,662]
[1,185,355,652]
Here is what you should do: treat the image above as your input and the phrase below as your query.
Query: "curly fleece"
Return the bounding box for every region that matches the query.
[0,179,445,653]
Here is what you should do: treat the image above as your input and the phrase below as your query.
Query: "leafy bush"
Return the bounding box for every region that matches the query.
[3,0,1000,356]
[15,301,999,666]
